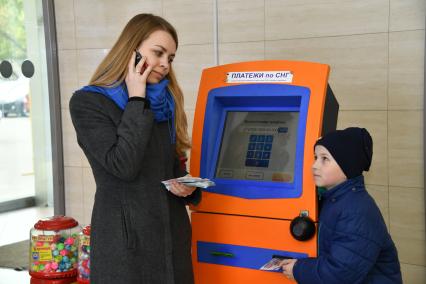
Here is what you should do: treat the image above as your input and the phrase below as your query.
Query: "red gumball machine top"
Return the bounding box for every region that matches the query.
[34,216,79,231]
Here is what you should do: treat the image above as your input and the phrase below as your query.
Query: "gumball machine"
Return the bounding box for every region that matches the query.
[29,216,80,284]
[77,225,91,283]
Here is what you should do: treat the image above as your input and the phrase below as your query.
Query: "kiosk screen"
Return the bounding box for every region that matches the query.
[215,111,299,183]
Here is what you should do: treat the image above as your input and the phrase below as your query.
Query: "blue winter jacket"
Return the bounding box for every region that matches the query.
[293,176,402,284]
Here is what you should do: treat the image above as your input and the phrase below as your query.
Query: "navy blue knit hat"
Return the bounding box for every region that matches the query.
[314,127,373,179]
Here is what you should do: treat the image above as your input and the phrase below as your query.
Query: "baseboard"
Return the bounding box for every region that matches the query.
[0,197,35,213]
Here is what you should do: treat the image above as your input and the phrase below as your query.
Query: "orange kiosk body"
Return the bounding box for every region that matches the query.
[190,60,338,283]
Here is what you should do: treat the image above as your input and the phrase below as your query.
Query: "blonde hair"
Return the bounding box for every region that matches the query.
[89,14,191,156]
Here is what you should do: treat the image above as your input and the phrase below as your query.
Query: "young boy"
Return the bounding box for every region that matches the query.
[281,127,402,283]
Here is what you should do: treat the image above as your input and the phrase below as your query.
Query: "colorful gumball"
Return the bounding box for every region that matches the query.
[56,243,65,251]
[51,262,58,270]
[65,237,74,245]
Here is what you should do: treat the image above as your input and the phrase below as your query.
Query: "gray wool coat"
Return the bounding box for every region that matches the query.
[69,90,200,284]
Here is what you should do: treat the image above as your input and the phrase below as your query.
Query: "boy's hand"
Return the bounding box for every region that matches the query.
[281,259,297,280]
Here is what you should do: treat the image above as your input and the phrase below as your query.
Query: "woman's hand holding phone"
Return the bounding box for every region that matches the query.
[125,50,153,98]
[134,50,149,73]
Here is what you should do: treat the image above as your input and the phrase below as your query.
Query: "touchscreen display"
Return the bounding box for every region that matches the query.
[215,111,299,182]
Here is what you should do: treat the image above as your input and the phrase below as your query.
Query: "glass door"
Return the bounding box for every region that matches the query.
[0,0,54,221]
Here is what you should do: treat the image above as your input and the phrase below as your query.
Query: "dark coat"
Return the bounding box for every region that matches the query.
[69,91,200,284]
[293,176,402,284]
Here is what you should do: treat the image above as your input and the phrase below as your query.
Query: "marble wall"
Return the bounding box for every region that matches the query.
[54,0,425,282]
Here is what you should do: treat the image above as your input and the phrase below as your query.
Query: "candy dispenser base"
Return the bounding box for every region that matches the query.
[30,276,77,284]
[77,277,90,284]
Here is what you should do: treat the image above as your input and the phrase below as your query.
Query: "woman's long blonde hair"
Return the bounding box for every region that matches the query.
[89,14,191,156]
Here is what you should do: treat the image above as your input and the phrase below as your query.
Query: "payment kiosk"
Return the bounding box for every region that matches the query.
[190,60,338,283]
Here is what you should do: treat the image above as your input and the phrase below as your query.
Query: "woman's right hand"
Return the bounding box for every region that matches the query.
[125,51,153,98]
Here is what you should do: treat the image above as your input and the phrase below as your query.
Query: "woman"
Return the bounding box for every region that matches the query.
[69,14,200,284]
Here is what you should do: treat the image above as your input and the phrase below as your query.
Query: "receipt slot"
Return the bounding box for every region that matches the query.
[190,61,338,283]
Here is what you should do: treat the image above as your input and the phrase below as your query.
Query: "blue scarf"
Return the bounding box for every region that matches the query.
[79,79,175,143]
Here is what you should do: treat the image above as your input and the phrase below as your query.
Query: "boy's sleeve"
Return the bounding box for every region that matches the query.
[293,212,382,284]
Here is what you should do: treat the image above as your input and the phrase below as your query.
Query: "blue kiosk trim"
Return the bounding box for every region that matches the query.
[200,84,310,199]
[197,241,308,271]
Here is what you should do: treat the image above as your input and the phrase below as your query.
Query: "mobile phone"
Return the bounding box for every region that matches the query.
[135,50,148,74]
[135,50,143,67]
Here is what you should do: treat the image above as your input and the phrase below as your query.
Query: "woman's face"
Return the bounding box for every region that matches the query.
[137,30,177,84]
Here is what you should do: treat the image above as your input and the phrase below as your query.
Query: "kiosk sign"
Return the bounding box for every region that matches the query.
[226,71,293,83]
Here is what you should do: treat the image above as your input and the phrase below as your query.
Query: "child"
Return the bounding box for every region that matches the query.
[281,127,402,283]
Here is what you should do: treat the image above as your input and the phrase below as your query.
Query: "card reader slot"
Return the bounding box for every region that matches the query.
[210,251,234,257]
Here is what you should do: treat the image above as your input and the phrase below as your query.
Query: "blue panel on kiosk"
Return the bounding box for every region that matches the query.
[197,241,308,271]
[200,84,310,199]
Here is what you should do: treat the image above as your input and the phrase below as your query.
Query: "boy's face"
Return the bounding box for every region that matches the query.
[312,145,347,190]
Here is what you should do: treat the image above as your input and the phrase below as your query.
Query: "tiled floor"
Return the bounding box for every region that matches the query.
[0,267,30,283]
[0,206,53,283]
